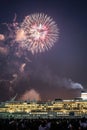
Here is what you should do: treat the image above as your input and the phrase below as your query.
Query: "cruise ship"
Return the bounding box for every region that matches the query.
[0,92,87,119]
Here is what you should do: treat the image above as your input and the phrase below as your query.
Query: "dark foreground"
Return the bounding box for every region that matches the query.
[0,117,87,130]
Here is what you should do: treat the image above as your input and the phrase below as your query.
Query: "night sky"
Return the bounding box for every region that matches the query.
[0,0,87,101]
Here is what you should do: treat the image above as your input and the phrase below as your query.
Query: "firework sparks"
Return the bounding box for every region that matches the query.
[10,74,18,84]
[1,13,59,55]
[0,34,5,41]
[20,63,26,73]
[16,13,59,54]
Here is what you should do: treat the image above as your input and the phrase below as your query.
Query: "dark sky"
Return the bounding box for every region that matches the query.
[0,0,87,101]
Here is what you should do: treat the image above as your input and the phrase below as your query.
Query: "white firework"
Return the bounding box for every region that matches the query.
[16,13,59,54]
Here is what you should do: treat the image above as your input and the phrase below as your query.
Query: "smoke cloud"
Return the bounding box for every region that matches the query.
[20,89,41,101]
[15,29,26,42]
[0,46,8,55]
[58,78,83,89]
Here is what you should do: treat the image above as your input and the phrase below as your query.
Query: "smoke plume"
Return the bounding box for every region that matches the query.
[20,89,41,101]
[31,64,83,90]
[0,46,8,55]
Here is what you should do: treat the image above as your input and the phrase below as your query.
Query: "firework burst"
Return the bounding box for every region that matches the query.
[16,13,59,54]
